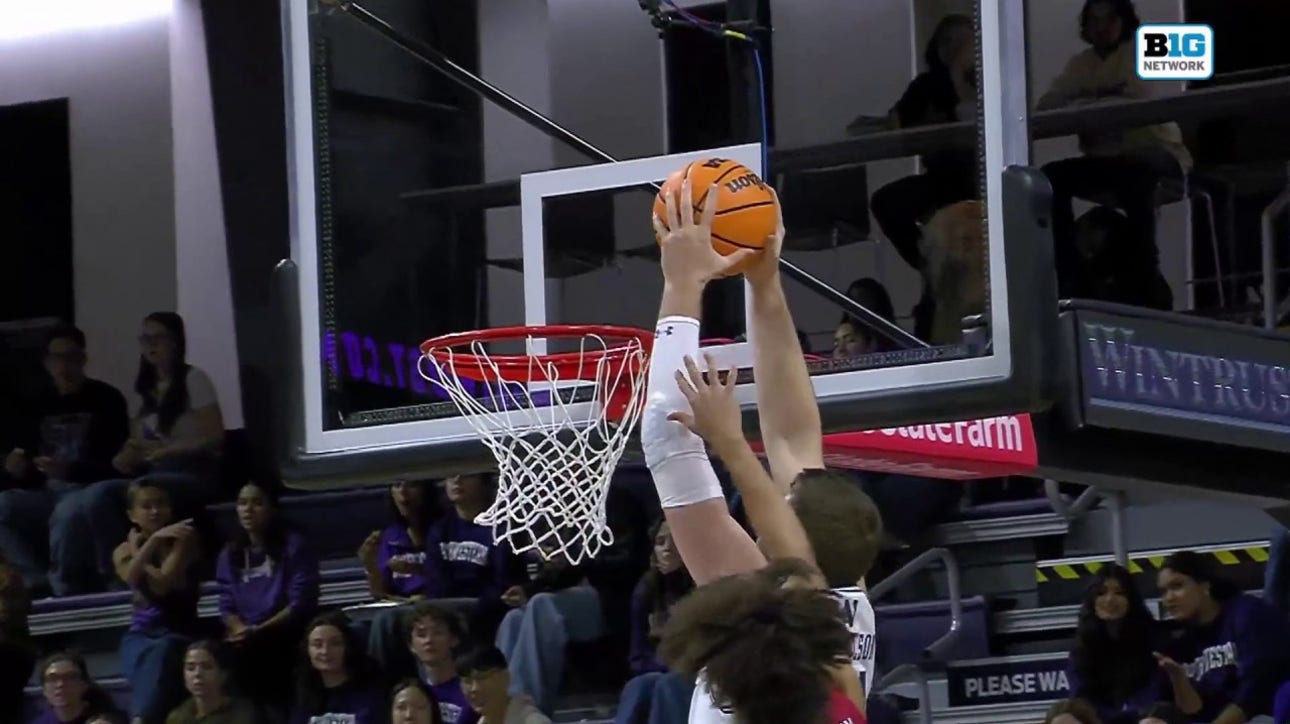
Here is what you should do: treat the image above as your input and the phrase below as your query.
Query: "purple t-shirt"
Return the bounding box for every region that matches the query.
[425,511,515,600]
[424,676,478,724]
[27,709,93,724]
[130,554,199,633]
[288,679,387,724]
[216,530,320,626]
[376,524,428,598]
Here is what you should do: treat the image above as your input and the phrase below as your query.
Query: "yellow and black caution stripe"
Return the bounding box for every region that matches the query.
[1035,541,1269,607]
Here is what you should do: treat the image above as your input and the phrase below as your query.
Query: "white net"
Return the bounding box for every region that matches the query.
[419,332,649,565]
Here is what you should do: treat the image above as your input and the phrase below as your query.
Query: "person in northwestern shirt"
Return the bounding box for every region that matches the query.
[0,324,129,594]
[1157,551,1290,722]
[405,601,480,724]
[426,473,521,640]
[216,480,319,712]
[291,612,388,724]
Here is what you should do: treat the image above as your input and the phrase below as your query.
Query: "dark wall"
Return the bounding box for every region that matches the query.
[201,0,291,472]
[0,99,72,324]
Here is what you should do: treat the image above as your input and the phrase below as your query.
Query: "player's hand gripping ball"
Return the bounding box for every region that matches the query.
[652,158,779,277]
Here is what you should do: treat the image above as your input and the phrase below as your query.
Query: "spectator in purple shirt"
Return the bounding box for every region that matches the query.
[27,652,121,724]
[405,602,479,724]
[1157,550,1290,723]
[216,480,319,711]
[1065,565,1172,724]
[615,520,695,724]
[291,611,389,724]
[363,479,440,677]
[427,473,521,640]
[112,480,201,724]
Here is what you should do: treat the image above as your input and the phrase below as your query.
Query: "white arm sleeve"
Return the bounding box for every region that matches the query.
[642,316,725,508]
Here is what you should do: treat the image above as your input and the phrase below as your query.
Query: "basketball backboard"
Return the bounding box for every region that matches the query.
[276,0,1057,487]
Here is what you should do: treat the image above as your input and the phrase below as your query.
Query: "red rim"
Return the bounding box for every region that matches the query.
[420,324,654,384]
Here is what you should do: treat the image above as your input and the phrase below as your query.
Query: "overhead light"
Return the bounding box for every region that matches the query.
[0,0,173,42]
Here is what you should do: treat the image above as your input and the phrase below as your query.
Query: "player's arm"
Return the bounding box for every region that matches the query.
[743,189,825,491]
[669,353,818,577]
[643,178,764,586]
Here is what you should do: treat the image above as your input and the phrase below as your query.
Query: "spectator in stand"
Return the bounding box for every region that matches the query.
[1043,697,1103,724]
[391,679,445,724]
[1262,525,1290,615]
[74,313,225,594]
[364,478,440,676]
[28,652,122,724]
[1036,0,1190,304]
[215,480,319,711]
[113,480,202,724]
[404,602,479,724]
[615,520,695,724]
[0,551,35,717]
[833,279,898,360]
[1066,565,1172,724]
[165,640,265,724]
[0,325,129,596]
[1156,550,1290,723]
[459,646,549,724]
[87,715,129,724]
[869,14,977,340]
[291,611,387,724]
[495,545,603,714]
[427,474,520,640]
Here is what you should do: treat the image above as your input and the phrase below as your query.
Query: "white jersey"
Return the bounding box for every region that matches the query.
[687,586,876,723]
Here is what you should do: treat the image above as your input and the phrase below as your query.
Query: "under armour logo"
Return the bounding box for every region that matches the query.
[658,326,674,336]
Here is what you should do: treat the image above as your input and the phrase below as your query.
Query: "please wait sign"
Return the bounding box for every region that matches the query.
[945,655,1072,707]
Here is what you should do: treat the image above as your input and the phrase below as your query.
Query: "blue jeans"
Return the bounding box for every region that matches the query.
[120,627,189,724]
[77,465,219,590]
[614,672,695,724]
[496,586,604,713]
[0,479,81,591]
[1264,527,1290,614]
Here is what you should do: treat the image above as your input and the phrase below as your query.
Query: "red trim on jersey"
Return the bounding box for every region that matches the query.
[827,689,867,724]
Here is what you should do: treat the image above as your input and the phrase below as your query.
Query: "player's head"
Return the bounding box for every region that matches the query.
[789,468,883,588]
[659,560,852,724]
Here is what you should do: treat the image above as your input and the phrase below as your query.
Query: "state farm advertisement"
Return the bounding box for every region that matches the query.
[752,415,1038,480]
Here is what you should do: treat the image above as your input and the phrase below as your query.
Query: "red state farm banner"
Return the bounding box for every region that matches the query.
[751,414,1038,480]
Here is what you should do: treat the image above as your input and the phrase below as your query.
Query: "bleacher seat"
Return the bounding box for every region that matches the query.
[874,596,991,670]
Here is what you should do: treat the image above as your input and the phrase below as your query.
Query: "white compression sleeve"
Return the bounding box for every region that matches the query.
[642,315,724,508]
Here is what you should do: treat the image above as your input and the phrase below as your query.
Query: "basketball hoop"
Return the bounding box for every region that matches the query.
[419,325,653,564]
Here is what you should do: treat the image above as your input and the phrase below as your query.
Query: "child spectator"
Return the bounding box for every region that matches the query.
[1156,550,1290,722]
[76,313,226,594]
[113,480,201,724]
[390,679,445,724]
[427,474,520,639]
[459,646,549,724]
[496,546,603,714]
[404,602,478,724]
[363,479,439,676]
[0,324,129,596]
[1066,565,1171,724]
[28,652,121,724]
[165,640,264,724]
[215,480,319,710]
[291,611,387,724]
[615,520,695,724]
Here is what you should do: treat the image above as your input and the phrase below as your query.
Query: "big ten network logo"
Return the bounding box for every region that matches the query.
[1136,24,1213,81]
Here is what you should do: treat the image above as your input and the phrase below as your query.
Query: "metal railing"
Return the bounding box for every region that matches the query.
[1260,178,1290,330]
[1044,480,1127,565]
[868,546,963,724]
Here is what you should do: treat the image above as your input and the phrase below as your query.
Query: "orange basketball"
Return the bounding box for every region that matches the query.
[652,158,777,276]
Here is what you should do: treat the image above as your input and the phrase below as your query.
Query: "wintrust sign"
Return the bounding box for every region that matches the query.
[752,414,1038,480]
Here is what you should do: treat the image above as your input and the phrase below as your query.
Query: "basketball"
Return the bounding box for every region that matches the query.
[652,158,778,276]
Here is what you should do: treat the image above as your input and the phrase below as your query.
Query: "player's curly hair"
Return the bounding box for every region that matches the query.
[659,560,853,724]
[791,468,883,587]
